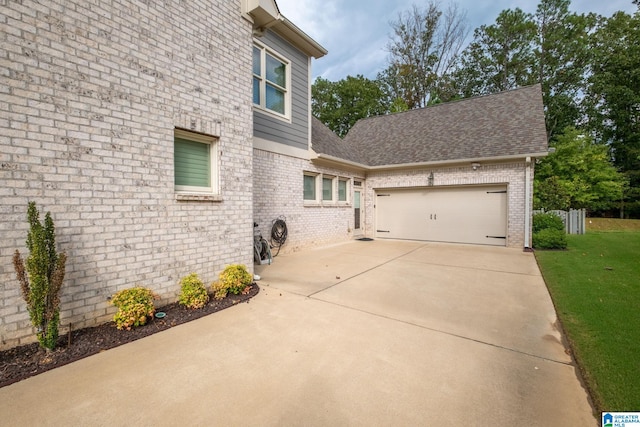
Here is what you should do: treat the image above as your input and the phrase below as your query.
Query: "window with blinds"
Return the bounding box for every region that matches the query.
[174,129,217,193]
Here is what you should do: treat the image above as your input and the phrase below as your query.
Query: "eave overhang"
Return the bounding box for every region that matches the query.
[243,0,327,59]
[311,151,549,172]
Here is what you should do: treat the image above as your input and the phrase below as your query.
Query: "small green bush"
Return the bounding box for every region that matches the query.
[110,286,157,330]
[178,273,209,309]
[533,228,568,249]
[533,212,565,233]
[211,264,253,300]
[13,202,67,350]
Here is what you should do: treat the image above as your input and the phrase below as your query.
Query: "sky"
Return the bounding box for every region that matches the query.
[275,0,637,82]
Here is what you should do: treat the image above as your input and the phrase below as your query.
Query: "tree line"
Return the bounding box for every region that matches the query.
[312,0,639,218]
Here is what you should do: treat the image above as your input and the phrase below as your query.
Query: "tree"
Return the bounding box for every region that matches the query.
[312,75,389,137]
[586,11,640,217]
[453,1,593,140]
[454,8,537,97]
[381,1,468,109]
[13,202,67,351]
[534,128,626,212]
[533,0,594,139]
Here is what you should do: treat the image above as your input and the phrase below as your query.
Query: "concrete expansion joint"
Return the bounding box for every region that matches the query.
[311,296,574,367]
[306,244,429,298]
[402,258,542,278]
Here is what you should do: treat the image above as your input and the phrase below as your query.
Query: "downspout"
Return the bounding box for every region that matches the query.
[524,156,532,251]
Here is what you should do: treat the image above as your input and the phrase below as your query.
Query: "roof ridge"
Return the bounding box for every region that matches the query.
[346,83,542,132]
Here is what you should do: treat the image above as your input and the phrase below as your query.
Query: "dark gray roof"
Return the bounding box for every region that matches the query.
[313,84,548,167]
[311,116,364,164]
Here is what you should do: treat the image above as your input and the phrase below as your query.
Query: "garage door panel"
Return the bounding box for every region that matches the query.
[375,186,507,246]
[376,190,430,240]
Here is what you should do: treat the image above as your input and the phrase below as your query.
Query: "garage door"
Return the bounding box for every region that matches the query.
[375,185,507,246]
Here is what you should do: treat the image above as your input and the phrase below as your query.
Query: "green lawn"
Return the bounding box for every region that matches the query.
[535,231,640,413]
[587,218,640,232]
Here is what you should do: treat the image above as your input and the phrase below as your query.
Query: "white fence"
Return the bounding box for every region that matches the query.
[533,209,586,235]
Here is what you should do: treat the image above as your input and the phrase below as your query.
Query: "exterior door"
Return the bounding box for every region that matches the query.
[354,190,361,231]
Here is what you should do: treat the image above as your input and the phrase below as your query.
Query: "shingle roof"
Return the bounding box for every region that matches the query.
[313,84,548,167]
[311,116,365,164]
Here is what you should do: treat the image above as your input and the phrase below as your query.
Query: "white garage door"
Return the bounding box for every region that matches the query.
[375,185,507,246]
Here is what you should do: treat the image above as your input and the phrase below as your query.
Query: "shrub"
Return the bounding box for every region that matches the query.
[212,264,253,300]
[533,228,568,250]
[13,202,67,351]
[533,212,565,233]
[178,273,209,309]
[110,287,157,330]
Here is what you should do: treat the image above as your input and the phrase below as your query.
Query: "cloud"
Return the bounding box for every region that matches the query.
[276,0,638,82]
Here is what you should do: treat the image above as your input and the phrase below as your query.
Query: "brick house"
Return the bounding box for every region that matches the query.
[310,85,549,249]
[0,0,316,348]
[0,0,546,349]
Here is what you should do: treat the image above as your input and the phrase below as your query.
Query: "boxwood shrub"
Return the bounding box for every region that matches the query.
[533,212,568,249]
[533,227,568,249]
[533,212,565,233]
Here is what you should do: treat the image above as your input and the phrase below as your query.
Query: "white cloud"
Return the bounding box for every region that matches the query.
[275,0,638,81]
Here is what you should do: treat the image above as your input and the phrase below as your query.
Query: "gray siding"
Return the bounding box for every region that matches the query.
[253,30,309,151]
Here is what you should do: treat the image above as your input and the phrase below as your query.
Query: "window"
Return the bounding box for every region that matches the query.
[322,177,333,201]
[338,179,348,202]
[174,129,217,193]
[253,43,290,118]
[304,173,351,205]
[303,174,317,201]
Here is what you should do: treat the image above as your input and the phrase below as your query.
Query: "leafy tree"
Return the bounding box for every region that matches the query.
[453,1,593,139]
[534,127,626,212]
[533,0,594,138]
[380,1,468,109]
[586,10,640,217]
[312,75,389,137]
[13,202,67,350]
[454,8,537,96]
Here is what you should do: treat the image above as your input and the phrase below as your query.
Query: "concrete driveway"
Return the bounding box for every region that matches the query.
[0,240,595,426]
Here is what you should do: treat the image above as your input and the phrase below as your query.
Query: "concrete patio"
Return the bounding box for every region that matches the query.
[0,240,595,426]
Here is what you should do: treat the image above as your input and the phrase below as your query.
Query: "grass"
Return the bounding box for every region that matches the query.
[587,217,640,232]
[535,229,640,413]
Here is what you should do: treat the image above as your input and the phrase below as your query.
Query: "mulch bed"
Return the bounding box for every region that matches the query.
[0,284,259,389]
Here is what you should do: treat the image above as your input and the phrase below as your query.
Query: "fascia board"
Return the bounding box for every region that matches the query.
[312,152,549,172]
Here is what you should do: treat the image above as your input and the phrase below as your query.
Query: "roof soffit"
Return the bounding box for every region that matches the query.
[242,0,280,28]
[244,1,327,58]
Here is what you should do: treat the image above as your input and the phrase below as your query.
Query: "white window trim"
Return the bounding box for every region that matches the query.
[174,128,219,195]
[303,172,319,204]
[304,173,353,207]
[253,40,292,122]
[338,178,350,204]
[322,175,335,202]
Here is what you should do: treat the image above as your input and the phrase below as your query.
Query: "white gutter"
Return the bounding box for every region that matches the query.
[279,17,328,58]
[311,152,369,170]
[313,151,549,172]
[524,156,532,250]
[244,2,327,58]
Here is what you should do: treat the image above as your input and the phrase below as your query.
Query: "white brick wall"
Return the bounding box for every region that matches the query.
[1,0,254,349]
[364,162,531,248]
[253,149,363,253]
[254,151,533,253]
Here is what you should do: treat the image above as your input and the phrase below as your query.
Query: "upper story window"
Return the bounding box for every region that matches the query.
[253,43,290,120]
